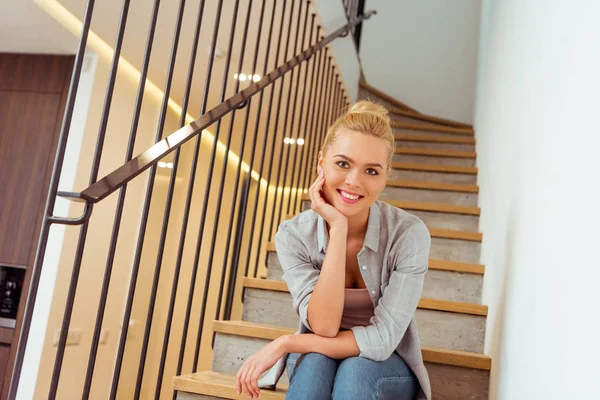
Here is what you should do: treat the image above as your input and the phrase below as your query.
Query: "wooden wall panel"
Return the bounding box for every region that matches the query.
[0,53,74,396]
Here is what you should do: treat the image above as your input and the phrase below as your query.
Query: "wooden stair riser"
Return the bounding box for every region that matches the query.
[265,254,483,304]
[395,140,475,152]
[393,153,476,167]
[242,288,486,353]
[389,169,477,185]
[379,186,478,207]
[212,333,489,400]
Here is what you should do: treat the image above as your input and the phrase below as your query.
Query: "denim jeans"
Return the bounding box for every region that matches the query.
[285,351,419,400]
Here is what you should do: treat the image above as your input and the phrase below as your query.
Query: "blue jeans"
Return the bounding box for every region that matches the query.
[285,351,419,400]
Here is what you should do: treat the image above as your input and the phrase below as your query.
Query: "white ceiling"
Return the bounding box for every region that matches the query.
[0,0,79,54]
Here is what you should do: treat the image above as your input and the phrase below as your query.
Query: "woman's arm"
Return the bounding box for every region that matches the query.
[306,223,347,337]
[282,330,360,359]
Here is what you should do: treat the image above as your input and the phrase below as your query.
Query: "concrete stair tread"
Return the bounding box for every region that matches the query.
[173,370,287,399]
[211,320,492,370]
[392,161,478,175]
[242,277,487,316]
[391,121,474,136]
[395,133,476,145]
[300,194,481,216]
[395,147,477,159]
[386,179,479,193]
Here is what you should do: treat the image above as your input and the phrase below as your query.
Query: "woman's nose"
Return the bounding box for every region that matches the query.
[344,169,361,186]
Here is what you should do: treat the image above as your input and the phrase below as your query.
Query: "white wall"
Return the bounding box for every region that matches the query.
[315,0,361,102]
[360,0,481,123]
[0,0,78,53]
[475,1,600,399]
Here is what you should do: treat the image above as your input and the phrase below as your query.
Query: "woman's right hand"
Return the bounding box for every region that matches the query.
[309,170,347,228]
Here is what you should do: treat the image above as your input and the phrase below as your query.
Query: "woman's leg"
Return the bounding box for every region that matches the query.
[285,352,339,400]
[331,353,420,400]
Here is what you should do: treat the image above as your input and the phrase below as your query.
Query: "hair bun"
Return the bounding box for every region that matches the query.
[348,100,389,121]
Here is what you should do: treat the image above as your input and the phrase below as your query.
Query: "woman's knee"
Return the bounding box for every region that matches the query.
[332,356,419,400]
[285,353,338,400]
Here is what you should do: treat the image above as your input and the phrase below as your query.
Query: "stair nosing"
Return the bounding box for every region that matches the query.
[242,277,487,316]
[212,320,492,370]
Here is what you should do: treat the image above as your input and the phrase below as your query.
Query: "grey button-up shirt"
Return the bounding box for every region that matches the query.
[257,200,432,399]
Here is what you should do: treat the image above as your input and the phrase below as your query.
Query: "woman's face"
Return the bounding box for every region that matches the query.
[317,128,390,218]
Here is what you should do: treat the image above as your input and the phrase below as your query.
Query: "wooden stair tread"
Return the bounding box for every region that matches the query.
[386,179,479,193]
[242,278,487,316]
[391,121,475,136]
[392,161,478,175]
[173,370,287,399]
[395,147,477,159]
[212,320,492,370]
[300,194,481,216]
[394,133,475,145]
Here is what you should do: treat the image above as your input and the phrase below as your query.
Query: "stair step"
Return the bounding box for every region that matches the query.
[202,321,490,398]
[396,148,477,159]
[300,194,480,216]
[391,121,474,136]
[213,320,490,369]
[173,371,287,400]
[299,199,480,231]
[386,179,478,193]
[390,162,477,185]
[392,161,478,175]
[395,134,475,145]
[358,82,420,114]
[265,246,484,303]
[394,147,476,168]
[241,279,486,353]
[382,180,479,207]
[395,134,475,152]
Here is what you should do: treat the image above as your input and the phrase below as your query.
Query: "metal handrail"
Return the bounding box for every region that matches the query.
[74,10,376,204]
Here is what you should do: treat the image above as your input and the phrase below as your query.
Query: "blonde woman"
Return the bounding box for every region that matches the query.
[236,101,432,399]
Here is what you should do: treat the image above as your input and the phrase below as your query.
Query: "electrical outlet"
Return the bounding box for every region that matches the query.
[53,329,83,346]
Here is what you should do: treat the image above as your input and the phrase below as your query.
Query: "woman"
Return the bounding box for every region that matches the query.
[235,101,432,399]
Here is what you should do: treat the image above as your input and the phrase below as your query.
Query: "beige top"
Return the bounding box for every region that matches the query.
[340,288,375,329]
[257,200,432,400]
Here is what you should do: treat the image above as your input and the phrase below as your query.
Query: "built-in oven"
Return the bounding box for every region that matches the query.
[0,264,25,329]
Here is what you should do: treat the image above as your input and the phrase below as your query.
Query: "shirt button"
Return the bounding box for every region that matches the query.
[362,265,367,270]
[371,290,376,295]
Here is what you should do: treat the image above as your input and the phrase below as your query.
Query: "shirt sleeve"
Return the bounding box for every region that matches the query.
[275,223,319,331]
[350,220,431,361]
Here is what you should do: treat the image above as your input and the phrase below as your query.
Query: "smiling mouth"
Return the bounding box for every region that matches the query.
[337,189,364,202]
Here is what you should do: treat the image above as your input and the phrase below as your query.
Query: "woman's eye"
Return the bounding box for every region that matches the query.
[367,169,379,175]
[336,161,349,168]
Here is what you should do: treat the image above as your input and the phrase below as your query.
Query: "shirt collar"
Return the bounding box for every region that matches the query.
[317,201,381,253]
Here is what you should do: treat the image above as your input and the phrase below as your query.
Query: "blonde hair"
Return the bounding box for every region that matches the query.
[320,100,394,170]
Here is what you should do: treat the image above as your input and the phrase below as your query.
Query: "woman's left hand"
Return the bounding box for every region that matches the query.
[235,335,289,399]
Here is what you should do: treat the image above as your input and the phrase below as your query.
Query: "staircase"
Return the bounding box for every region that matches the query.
[172,84,491,399]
